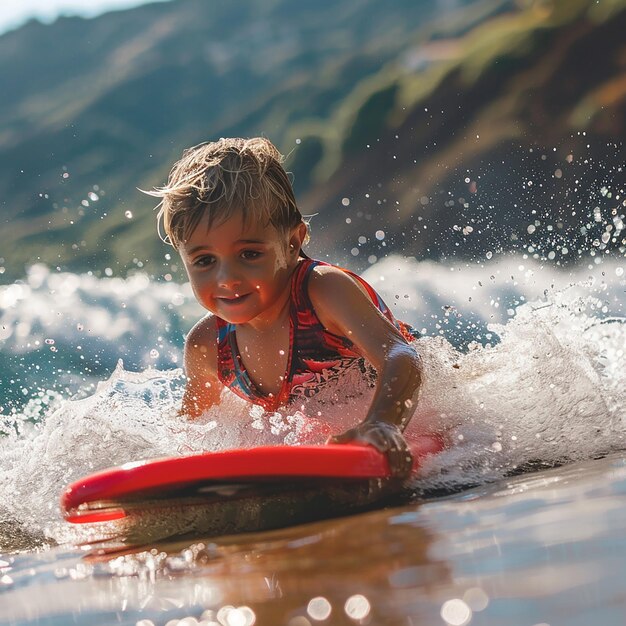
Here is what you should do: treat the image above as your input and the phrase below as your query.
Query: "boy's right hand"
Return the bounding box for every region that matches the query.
[328,421,413,479]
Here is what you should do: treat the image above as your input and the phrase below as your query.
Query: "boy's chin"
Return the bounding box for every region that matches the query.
[214,305,257,325]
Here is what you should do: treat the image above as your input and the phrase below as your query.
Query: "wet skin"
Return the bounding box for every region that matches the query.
[179,213,303,330]
[178,211,420,478]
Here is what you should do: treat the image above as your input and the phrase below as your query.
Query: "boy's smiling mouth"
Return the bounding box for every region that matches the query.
[217,293,251,304]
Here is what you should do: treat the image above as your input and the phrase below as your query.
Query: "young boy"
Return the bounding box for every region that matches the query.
[148,137,423,478]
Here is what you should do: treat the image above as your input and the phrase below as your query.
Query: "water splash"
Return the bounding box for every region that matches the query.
[414,287,626,491]
[0,256,624,546]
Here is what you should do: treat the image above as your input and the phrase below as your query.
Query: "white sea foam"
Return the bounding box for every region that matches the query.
[0,255,624,542]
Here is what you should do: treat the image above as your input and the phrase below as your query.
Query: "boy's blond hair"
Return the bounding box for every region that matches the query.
[146,137,304,248]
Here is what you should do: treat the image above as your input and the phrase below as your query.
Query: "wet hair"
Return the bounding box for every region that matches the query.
[144,137,306,248]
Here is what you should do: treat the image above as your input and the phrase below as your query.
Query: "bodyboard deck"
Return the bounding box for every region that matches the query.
[61,438,443,529]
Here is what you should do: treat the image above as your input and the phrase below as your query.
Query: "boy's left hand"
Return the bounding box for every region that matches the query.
[328,422,413,479]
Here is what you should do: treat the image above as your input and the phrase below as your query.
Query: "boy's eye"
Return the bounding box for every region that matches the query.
[193,255,215,267]
[241,250,262,260]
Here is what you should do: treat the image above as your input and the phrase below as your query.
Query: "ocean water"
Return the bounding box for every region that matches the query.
[0,253,625,625]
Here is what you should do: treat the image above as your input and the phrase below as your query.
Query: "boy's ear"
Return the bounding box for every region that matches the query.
[289,223,308,253]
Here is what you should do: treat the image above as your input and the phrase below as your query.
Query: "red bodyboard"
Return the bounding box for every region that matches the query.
[61,437,443,524]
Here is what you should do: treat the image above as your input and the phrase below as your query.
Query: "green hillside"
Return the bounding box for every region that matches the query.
[301,0,626,268]
[0,0,624,283]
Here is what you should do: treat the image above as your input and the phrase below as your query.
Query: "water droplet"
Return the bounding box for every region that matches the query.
[341,197,350,206]
[344,595,371,620]
[440,598,472,626]
[463,587,489,611]
[307,597,332,621]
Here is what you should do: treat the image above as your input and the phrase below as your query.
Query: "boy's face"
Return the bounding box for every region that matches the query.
[179,209,305,327]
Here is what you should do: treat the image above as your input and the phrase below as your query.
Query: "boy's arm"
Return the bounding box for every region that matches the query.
[180,316,224,418]
[308,266,423,478]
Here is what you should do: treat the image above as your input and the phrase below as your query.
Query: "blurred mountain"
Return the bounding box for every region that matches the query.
[0,0,624,283]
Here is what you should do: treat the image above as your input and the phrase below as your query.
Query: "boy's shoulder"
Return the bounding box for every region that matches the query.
[184,315,218,370]
[307,263,373,335]
[308,262,367,301]
[308,261,352,283]
[187,313,218,340]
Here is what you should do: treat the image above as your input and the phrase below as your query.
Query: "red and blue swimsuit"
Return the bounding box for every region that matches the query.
[215,257,419,412]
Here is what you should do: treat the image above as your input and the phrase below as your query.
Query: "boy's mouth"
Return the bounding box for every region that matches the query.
[217,293,251,304]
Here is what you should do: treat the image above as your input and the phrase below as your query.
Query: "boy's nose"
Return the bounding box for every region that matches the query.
[216,264,242,289]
